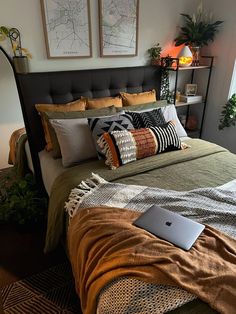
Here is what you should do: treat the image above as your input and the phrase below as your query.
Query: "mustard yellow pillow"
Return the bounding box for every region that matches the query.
[120,89,157,106]
[35,99,86,151]
[83,96,122,109]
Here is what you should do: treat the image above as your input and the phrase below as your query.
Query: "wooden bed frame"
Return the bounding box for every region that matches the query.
[15,65,162,185]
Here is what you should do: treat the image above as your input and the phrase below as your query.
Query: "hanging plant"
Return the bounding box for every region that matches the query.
[219,94,236,130]
[160,56,174,103]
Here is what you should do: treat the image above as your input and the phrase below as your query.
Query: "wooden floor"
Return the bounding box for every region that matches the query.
[0,167,67,289]
[0,223,67,288]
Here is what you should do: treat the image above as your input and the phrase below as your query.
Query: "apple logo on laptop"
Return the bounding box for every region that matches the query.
[165,221,172,227]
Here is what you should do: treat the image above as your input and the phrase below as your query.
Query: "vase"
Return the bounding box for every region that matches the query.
[190,46,201,66]
[13,56,29,74]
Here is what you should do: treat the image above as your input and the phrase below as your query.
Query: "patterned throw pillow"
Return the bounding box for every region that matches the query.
[88,113,134,158]
[125,108,166,129]
[98,121,184,169]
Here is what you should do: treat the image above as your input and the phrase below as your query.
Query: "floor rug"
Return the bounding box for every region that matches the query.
[1,262,82,313]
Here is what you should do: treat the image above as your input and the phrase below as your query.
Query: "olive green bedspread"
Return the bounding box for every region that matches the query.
[45,138,236,313]
[45,139,236,253]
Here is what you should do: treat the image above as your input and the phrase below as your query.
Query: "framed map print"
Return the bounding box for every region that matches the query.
[99,0,139,57]
[40,0,92,58]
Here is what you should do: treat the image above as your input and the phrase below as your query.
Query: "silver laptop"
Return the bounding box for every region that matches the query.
[133,205,205,250]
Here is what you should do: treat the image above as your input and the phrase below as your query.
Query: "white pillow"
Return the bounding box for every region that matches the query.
[50,118,97,167]
[161,105,187,137]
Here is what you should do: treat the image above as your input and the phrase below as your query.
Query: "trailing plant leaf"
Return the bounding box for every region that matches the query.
[219,94,236,130]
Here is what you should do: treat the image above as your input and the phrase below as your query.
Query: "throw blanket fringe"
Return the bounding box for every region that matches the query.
[65,173,106,218]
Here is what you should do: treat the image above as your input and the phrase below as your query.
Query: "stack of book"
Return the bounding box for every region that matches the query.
[180,95,203,104]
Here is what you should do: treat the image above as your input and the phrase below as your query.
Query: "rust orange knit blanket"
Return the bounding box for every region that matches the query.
[68,207,236,314]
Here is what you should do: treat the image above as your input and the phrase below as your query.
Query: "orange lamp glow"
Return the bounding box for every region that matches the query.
[178,46,193,67]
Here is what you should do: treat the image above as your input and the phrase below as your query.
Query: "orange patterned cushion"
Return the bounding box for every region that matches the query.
[35,99,86,151]
[98,121,184,169]
[120,90,157,106]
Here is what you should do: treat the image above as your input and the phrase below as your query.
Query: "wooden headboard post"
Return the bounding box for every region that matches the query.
[16,65,162,185]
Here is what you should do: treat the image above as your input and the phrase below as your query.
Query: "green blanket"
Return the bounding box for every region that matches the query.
[45,138,236,253]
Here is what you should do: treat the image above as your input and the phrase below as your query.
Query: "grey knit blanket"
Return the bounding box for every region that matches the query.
[65,175,236,314]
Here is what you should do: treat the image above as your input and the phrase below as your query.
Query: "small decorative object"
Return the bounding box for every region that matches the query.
[0,26,32,73]
[219,93,236,130]
[40,0,92,58]
[98,0,139,57]
[185,84,197,96]
[186,115,198,130]
[178,45,193,67]
[147,43,162,65]
[174,1,223,66]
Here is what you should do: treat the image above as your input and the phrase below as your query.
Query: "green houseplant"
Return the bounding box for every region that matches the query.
[219,94,236,130]
[174,2,223,65]
[147,43,162,65]
[0,172,47,229]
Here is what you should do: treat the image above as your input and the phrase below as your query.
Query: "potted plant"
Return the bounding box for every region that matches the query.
[0,172,47,231]
[147,43,162,65]
[0,26,32,73]
[174,2,223,65]
[219,94,236,130]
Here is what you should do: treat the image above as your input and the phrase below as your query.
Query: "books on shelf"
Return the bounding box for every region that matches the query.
[179,95,203,104]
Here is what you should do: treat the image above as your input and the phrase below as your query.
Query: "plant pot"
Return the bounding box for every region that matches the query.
[13,56,29,74]
[151,58,160,66]
[190,46,201,66]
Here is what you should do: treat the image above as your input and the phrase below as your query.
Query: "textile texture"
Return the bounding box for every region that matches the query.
[98,122,183,169]
[125,108,166,128]
[44,139,236,253]
[88,113,134,158]
[66,177,236,314]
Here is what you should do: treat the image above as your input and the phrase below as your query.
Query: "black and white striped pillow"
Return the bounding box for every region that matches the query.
[125,108,166,129]
[150,121,182,153]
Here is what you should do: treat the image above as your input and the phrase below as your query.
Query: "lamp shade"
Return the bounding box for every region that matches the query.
[178,46,193,67]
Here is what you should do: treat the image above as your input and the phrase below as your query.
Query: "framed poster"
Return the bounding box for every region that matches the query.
[98,0,139,57]
[40,0,92,58]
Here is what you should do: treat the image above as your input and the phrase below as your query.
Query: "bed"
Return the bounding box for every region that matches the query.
[16,65,236,314]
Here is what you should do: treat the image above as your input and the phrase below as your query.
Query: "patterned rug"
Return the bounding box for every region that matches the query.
[1,262,82,313]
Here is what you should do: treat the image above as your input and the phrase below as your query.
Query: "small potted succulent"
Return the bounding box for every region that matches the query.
[0,26,32,73]
[147,43,162,65]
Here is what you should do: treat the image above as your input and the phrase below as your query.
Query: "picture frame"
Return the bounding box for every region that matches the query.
[185,84,198,96]
[98,0,139,57]
[40,0,92,58]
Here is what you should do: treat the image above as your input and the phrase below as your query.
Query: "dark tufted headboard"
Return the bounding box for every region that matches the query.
[16,65,162,184]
